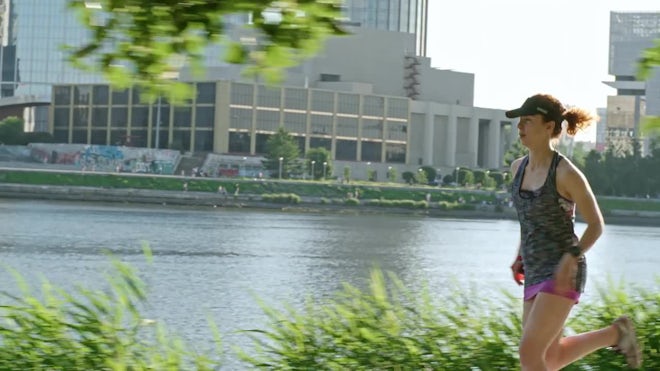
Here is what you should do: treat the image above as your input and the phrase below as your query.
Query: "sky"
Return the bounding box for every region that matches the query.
[425,0,659,142]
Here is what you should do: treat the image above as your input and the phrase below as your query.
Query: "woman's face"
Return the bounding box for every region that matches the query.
[517,114,552,148]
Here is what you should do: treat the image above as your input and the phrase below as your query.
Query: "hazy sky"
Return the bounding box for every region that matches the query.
[426,0,659,141]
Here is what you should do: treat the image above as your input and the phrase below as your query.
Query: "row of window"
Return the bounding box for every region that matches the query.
[227,132,406,163]
[53,106,215,130]
[230,83,409,118]
[54,82,410,120]
[53,128,214,152]
[229,108,407,140]
[53,83,217,106]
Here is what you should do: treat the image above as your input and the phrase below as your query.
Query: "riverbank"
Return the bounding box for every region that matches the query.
[1,182,659,227]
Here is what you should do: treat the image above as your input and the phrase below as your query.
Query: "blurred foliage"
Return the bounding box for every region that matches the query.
[0,247,220,370]
[238,269,660,370]
[1,253,658,369]
[67,0,346,103]
[637,39,660,134]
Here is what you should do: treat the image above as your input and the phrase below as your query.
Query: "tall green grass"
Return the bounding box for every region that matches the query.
[238,270,659,370]
[0,249,220,370]
[1,255,657,370]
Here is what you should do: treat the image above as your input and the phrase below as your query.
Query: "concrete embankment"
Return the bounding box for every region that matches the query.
[1,183,658,227]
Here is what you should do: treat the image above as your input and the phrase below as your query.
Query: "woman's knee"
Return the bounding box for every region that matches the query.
[519,336,546,368]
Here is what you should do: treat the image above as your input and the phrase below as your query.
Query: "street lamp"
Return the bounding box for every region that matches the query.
[155,95,162,149]
[311,160,316,180]
[322,161,327,180]
[366,161,371,181]
[278,157,284,179]
[241,156,247,177]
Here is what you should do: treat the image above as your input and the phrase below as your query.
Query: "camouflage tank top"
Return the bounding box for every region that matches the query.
[511,151,586,291]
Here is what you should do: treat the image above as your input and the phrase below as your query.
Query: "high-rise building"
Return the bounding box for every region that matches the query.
[0,0,103,131]
[341,0,428,56]
[604,11,660,153]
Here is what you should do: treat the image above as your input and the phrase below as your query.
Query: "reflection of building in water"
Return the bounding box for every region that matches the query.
[603,11,660,155]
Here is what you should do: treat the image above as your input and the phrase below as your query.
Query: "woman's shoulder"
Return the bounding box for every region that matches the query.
[556,154,588,187]
[510,156,526,174]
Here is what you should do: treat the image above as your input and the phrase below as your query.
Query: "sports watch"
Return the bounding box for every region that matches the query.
[566,245,583,257]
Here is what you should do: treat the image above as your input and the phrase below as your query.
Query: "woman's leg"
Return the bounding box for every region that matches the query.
[519,292,574,370]
[544,325,618,370]
[522,293,620,371]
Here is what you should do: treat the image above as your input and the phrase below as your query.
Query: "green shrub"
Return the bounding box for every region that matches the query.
[260,193,301,204]
[0,249,219,370]
[237,270,522,370]
[344,197,360,206]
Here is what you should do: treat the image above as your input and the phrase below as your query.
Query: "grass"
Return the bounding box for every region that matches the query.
[1,253,658,370]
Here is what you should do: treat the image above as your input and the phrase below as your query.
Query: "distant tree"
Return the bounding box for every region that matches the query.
[387,167,397,183]
[402,171,415,185]
[68,0,345,102]
[305,147,331,180]
[457,168,474,186]
[367,168,376,181]
[0,117,24,145]
[419,166,437,184]
[503,139,527,168]
[414,169,428,185]
[262,128,300,179]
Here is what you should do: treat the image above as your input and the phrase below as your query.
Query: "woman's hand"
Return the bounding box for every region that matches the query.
[510,258,524,286]
[554,253,578,294]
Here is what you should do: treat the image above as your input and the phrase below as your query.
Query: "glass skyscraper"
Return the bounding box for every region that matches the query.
[342,0,428,56]
[0,0,103,100]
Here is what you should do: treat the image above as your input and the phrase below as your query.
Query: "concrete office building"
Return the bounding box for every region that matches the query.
[51,27,515,176]
[604,11,660,153]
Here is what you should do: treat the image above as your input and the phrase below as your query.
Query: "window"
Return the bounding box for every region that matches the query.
[74,86,91,105]
[54,86,71,105]
[173,107,192,128]
[363,96,384,117]
[111,88,129,105]
[91,107,108,128]
[93,85,109,105]
[196,82,216,104]
[338,93,359,114]
[111,107,128,128]
[231,83,254,105]
[336,139,357,161]
[311,90,334,112]
[361,141,382,162]
[195,107,215,129]
[230,108,252,130]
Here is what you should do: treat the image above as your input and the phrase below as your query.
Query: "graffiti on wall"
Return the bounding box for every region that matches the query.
[27,143,181,174]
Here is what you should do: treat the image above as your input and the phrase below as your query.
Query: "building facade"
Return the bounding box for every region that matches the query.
[604,11,660,153]
[50,77,513,175]
[43,1,513,175]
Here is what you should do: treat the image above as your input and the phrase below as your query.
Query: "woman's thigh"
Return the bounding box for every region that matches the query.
[521,293,574,351]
